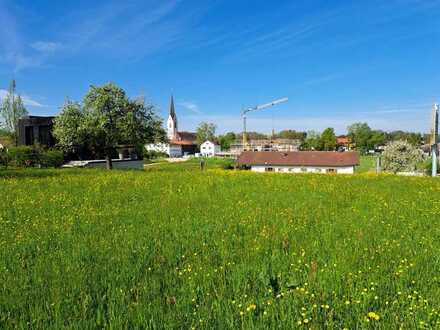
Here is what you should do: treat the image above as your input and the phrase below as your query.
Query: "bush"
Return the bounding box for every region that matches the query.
[6,146,64,168]
[39,150,65,168]
[8,146,39,167]
[144,149,168,160]
[423,157,440,176]
[222,159,235,170]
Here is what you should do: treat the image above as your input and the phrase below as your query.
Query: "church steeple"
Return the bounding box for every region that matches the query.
[169,95,177,122]
[167,94,178,140]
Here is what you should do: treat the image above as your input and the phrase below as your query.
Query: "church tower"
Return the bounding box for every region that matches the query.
[167,95,178,140]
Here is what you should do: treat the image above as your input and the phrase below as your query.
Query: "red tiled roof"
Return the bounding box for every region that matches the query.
[238,151,360,167]
[170,140,197,146]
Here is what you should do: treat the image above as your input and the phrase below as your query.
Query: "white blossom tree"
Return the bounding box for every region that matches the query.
[382,140,423,174]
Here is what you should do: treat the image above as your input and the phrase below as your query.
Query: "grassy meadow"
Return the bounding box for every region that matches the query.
[1,160,440,329]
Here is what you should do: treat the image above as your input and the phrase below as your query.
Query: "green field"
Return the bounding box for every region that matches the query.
[1,161,440,329]
[357,156,377,173]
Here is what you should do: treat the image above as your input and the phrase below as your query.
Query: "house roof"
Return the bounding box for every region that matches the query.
[170,131,197,146]
[170,140,197,146]
[177,131,196,141]
[238,151,360,167]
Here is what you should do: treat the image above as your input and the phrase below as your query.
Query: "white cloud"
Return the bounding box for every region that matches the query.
[178,101,202,114]
[31,41,61,53]
[0,89,46,108]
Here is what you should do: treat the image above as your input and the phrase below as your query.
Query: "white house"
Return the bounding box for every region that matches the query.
[238,151,360,174]
[200,140,220,157]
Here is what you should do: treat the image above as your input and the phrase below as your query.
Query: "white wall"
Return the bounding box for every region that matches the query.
[250,165,355,174]
[169,145,183,158]
[200,141,220,157]
[167,115,177,140]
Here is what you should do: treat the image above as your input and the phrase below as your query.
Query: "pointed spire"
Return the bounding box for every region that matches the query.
[169,94,177,120]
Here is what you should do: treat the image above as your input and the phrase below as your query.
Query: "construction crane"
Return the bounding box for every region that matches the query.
[241,97,288,151]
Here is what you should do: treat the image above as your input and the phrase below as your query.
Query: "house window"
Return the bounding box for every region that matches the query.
[301,168,307,173]
[289,168,295,172]
[326,168,336,173]
[265,167,274,172]
[315,168,322,173]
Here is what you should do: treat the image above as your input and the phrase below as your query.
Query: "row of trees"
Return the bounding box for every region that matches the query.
[198,123,427,153]
[347,122,426,154]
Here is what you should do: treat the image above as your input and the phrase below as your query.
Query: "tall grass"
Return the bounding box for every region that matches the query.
[1,165,440,328]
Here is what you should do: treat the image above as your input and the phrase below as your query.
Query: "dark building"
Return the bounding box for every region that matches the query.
[17,116,56,147]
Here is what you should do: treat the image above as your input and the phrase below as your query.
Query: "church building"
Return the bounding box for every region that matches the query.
[146,95,198,157]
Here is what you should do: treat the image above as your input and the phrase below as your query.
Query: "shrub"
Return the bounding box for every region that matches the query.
[423,157,440,176]
[144,149,168,160]
[5,146,64,168]
[222,159,235,170]
[39,150,65,168]
[8,146,39,167]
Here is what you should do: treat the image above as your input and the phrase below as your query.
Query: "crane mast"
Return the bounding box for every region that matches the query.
[241,97,288,151]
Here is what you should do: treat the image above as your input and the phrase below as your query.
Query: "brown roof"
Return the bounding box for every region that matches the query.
[238,151,360,167]
[177,131,197,141]
[170,131,197,146]
[170,139,197,146]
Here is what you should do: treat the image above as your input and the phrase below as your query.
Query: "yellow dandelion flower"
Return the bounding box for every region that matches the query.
[367,312,380,321]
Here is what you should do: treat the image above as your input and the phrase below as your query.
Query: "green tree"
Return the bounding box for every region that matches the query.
[302,130,321,150]
[319,127,337,151]
[347,122,373,153]
[369,130,387,148]
[53,101,88,159]
[218,132,236,151]
[274,129,306,141]
[54,83,164,169]
[0,80,28,145]
[196,122,216,145]
[387,131,422,146]
[382,140,424,174]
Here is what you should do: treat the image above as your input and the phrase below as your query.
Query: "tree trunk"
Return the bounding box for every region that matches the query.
[105,153,113,170]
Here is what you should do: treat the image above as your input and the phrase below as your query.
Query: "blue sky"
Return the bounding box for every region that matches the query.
[0,0,439,134]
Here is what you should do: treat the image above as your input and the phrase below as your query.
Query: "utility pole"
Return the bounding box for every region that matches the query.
[432,104,439,177]
[241,97,288,151]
